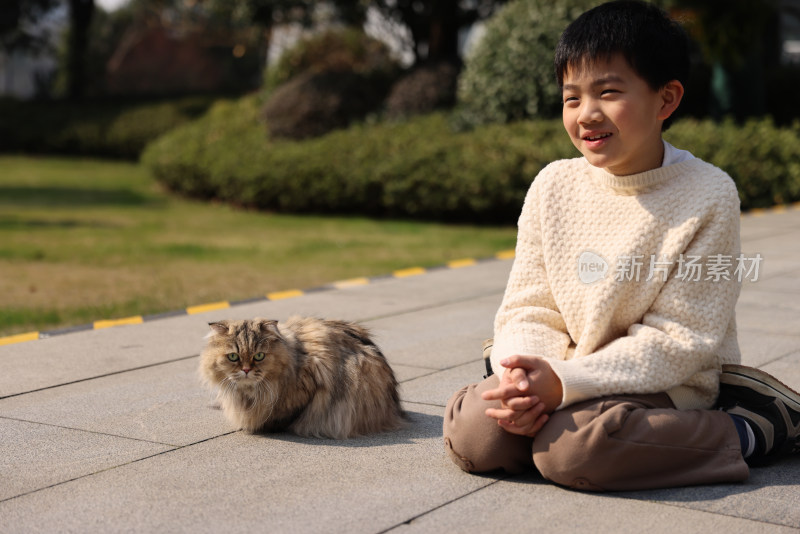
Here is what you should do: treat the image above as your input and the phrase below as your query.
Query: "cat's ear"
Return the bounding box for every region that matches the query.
[207,321,231,336]
[254,318,280,336]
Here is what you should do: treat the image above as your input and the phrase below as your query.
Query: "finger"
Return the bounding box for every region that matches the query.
[497,413,548,438]
[509,367,529,392]
[497,404,548,437]
[497,419,534,436]
[499,354,539,370]
[528,412,549,435]
[507,402,546,429]
[509,413,549,438]
[485,407,521,421]
[481,383,523,401]
[504,395,540,411]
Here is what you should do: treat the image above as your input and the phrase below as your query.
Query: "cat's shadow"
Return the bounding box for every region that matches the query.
[252,410,444,448]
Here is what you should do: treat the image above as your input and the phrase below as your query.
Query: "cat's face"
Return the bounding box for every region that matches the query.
[200,318,292,390]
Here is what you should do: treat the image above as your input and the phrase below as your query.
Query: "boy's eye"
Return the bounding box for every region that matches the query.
[563,96,578,104]
[227,353,240,362]
[254,352,266,361]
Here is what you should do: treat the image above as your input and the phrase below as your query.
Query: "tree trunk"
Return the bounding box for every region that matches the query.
[67,0,94,101]
[427,0,459,62]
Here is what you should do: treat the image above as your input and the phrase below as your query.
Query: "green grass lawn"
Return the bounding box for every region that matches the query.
[0,156,517,337]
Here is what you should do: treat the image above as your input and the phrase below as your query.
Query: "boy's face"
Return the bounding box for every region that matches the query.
[561,54,678,176]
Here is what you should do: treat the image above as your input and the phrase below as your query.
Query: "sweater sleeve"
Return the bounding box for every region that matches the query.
[547,183,742,409]
[491,175,572,377]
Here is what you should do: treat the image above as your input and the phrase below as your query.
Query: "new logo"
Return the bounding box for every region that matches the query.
[578,251,609,284]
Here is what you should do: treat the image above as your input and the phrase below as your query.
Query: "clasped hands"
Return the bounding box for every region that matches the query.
[481,355,563,437]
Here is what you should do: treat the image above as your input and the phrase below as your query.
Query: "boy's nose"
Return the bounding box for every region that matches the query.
[578,102,603,124]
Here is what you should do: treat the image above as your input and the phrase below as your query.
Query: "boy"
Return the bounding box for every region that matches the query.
[443,0,800,491]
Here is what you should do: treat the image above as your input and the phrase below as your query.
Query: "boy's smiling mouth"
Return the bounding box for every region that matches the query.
[583,132,612,141]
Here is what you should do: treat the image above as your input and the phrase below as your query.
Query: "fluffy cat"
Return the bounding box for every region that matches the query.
[199,316,406,439]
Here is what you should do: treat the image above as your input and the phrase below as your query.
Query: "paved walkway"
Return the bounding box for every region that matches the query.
[2,208,799,533]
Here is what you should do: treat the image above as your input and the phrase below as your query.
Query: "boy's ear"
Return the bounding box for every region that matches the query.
[657,80,684,122]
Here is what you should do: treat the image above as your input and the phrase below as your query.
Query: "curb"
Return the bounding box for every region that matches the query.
[0,250,517,348]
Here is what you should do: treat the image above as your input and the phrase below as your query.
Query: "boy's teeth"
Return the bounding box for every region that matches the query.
[586,133,610,140]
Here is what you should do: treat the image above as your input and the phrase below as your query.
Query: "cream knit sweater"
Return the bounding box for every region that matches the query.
[491,154,742,410]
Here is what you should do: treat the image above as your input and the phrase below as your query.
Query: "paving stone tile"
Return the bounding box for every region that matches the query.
[393,472,799,533]
[0,358,230,446]
[0,403,494,534]
[740,211,800,241]
[734,300,800,336]
[369,294,501,370]
[743,273,800,296]
[0,418,171,501]
[400,360,486,407]
[760,351,800,392]
[621,460,800,529]
[737,330,800,367]
[740,258,799,282]
[742,233,800,260]
[739,285,800,312]
[0,357,472,452]
[392,364,439,383]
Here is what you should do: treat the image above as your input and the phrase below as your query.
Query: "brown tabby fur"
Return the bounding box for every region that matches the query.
[199,316,406,439]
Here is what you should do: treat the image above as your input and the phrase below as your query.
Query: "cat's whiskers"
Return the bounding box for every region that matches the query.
[256,379,277,419]
[218,375,239,402]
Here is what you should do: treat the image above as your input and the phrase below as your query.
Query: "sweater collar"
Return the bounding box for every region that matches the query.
[587,158,698,195]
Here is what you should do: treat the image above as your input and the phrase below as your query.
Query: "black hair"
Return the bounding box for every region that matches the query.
[554,1,689,127]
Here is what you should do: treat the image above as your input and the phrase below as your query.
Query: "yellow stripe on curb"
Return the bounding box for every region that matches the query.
[186,301,230,315]
[94,316,144,330]
[0,331,40,347]
[448,258,477,269]
[332,277,370,289]
[393,267,426,278]
[2,248,522,345]
[267,289,304,300]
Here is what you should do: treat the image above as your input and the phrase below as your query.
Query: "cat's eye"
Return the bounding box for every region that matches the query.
[254,352,266,361]
[227,353,240,362]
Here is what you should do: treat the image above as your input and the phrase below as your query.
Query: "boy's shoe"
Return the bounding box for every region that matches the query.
[482,338,493,378]
[717,364,800,466]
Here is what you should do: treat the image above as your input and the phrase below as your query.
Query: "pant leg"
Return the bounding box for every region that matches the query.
[443,375,534,474]
[532,393,750,491]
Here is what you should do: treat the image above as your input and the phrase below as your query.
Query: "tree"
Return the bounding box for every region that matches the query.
[65,0,95,100]
[672,0,780,120]
[370,0,508,64]
[0,0,61,54]
[0,0,97,100]
[455,0,604,127]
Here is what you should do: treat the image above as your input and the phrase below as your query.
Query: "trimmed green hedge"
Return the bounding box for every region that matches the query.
[455,0,602,128]
[665,118,800,210]
[0,96,218,159]
[143,96,576,222]
[143,96,800,222]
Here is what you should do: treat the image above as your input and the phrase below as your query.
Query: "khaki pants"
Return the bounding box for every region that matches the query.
[443,375,749,491]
